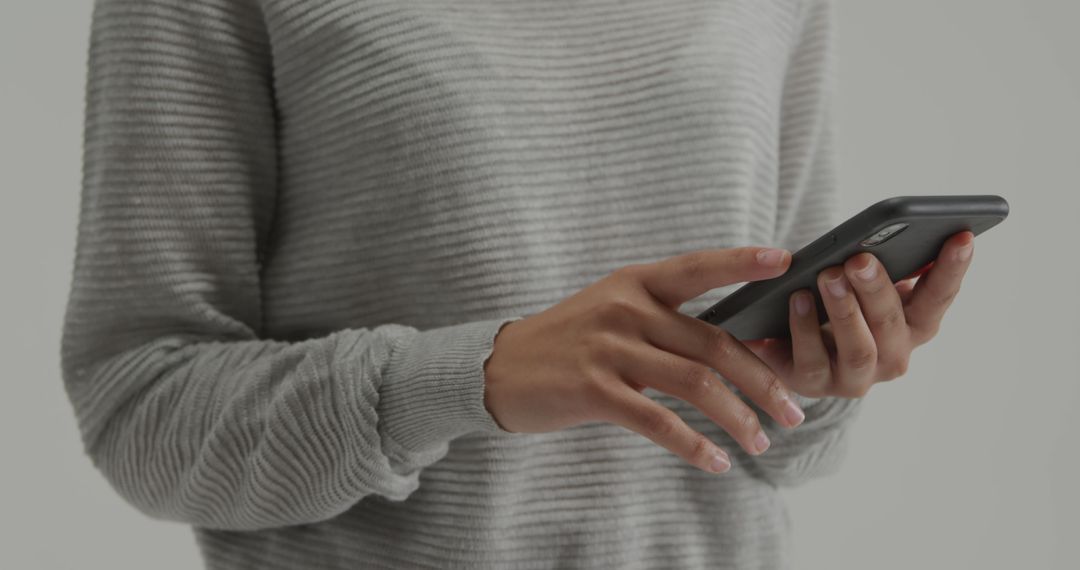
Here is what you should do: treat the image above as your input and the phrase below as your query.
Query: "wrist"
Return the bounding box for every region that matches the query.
[377,317,522,464]
[483,319,522,432]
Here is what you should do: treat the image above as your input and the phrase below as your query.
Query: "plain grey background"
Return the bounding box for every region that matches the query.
[2,1,1076,568]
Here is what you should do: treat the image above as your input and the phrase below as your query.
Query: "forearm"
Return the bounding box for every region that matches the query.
[69,319,515,530]
[67,0,528,530]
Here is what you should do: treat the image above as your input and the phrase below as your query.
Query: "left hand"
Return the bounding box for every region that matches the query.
[744,230,975,398]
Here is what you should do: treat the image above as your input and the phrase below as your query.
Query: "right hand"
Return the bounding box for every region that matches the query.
[483,247,809,474]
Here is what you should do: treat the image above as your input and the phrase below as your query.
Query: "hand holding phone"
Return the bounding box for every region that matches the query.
[698,194,1008,399]
[481,195,1007,476]
[484,245,806,475]
[698,195,1009,340]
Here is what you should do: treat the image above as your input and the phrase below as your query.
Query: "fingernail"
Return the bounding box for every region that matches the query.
[710,452,732,473]
[825,273,848,298]
[794,292,811,316]
[854,257,878,281]
[753,431,771,454]
[956,243,973,262]
[782,397,805,427]
[756,248,788,267]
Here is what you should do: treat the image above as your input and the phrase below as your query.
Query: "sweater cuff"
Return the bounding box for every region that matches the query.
[377,317,522,462]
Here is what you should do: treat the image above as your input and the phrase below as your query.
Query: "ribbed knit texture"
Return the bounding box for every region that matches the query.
[61,0,863,568]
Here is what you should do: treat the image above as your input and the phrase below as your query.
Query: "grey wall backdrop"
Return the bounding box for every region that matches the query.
[2,1,1076,568]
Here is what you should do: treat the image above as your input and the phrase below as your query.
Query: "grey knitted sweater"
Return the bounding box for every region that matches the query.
[62,0,862,568]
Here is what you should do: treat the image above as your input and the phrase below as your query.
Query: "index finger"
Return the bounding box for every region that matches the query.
[598,381,733,474]
[636,247,792,308]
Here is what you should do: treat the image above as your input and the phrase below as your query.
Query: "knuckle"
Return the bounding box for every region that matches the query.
[582,331,623,362]
[732,408,761,439]
[642,409,679,440]
[914,321,941,345]
[691,433,717,466]
[843,345,878,371]
[679,365,715,398]
[707,327,739,361]
[868,308,906,331]
[793,371,831,397]
[690,433,716,463]
[759,372,788,406]
[581,367,613,398]
[575,371,617,422]
[572,337,601,370]
[832,305,861,325]
[927,320,942,339]
[799,364,832,388]
[882,355,910,379]
[600,297,640,324]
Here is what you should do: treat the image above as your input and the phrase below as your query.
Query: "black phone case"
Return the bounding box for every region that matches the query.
[696,195,1010,340]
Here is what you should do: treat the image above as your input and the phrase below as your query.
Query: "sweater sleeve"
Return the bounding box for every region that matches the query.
[741,0,865,488]
[61,0,519,532]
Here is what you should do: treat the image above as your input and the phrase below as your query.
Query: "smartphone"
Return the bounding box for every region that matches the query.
[696,195,1009,340]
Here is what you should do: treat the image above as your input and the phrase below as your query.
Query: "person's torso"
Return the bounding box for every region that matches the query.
[205,1,807,568]
[260,0,797,337]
